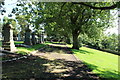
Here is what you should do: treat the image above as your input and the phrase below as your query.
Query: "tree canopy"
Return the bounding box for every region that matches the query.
[1,1,117,49]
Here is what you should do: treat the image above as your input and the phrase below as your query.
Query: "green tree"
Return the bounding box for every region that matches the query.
[2,16,18,38]
[39,2,113,49]
[12,2,117,49]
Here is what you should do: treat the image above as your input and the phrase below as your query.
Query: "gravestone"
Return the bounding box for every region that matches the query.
[17,32,21,41]
[40,33,43,43]
[2,23,16,52]
[35,35,39,44]
[24,27,31,45]
[38,33,41,43]
[38,32,44,43]
[31,32,36,45]
[41,32,44,43]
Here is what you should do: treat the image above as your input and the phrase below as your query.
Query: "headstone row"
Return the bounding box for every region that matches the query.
[2,23,44,52]
[24,27,44,45]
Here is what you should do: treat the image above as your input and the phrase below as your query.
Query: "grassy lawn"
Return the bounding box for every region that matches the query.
[45,41,66,45]
[0,41,2,47]
[71,47,119,79]
[14,41,46,55]
[16,44,46,55]
[14,41,24,45]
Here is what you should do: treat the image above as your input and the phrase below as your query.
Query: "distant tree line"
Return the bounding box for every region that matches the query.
[79,33,119,54]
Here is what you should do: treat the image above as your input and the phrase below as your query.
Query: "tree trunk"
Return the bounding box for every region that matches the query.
[72,31,79,50]
[66,37,71,44]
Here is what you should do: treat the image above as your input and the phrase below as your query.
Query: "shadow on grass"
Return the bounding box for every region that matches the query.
[72,49,94,54]
[37,45,73,54]
[71,48,119,79]
[83,62,120,80]
[2,55,99,80]
[52,42,66,45]
[17,44,46,52]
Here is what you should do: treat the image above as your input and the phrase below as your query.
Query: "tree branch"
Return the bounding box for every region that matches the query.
[72,2,117,10]
[59,2,66,16]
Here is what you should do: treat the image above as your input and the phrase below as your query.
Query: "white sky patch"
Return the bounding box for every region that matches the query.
[0,0,17,21]
[104,10,118,35]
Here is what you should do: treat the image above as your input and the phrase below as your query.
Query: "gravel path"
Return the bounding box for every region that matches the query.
[2,43,100,79]
[30,43,100,80]
[31,44,79,61]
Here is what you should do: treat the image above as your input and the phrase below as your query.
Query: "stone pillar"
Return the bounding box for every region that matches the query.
[18,32,21,41]
[41,32,43,43]
[39,33,42,43]
[35,35,38,44]
[41,32,44,43]
[31,32,36,45]
[24,27,31,45]
[2,23,16,52]
[39,32,44,43]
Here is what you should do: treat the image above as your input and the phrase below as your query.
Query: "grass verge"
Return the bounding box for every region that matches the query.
[72,47,119,79]
[16,44,46,55]
[14,41,24,45]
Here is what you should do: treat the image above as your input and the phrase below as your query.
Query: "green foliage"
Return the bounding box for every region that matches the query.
[2,16,19,37]
[3,16,16,27]
[12,2,115,49]
[40,2,114,49]
[16,51,28,55]
[117,2,120,8]
[13,2,46,37]
[101,34,118,51]
[81,33,118,53]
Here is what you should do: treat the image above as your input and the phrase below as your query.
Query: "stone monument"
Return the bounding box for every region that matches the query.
[17,32,21,41]
[24,26,31,45]
[31,32,36,45]
[41,32,44,43]
[38,33,42,43]
[2,23,16,52]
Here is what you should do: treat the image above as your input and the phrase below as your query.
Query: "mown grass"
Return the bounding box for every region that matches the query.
[44,42,120,79]
[14,41,46,55]
[16,44,46,55]
[14,41,24,45]
[71,47,119,79]
[0,41,2,47]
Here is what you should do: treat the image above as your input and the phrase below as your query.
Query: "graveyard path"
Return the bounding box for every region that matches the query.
[2,43,100,79]
[29,43,100,79]
[31,43,79,61]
